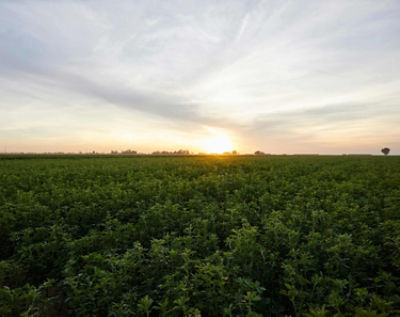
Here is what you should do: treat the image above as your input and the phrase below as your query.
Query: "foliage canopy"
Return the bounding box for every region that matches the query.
[0,155,399,316]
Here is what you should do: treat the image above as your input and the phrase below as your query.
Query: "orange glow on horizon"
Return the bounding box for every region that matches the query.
[201,133,234,154]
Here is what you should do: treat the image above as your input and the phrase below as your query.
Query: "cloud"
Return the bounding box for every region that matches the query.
[251,102,399,133]
[0,0,400,153]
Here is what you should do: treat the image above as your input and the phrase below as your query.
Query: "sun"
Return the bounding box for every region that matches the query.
[201,134,234,154]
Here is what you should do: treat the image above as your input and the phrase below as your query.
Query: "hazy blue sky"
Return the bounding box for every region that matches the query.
[1,0,399,154]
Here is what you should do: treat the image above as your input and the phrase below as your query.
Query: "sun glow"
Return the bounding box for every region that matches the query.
[201,133,234,154]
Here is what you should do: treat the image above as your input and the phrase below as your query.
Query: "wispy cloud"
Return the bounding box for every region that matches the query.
[0,0,399,153]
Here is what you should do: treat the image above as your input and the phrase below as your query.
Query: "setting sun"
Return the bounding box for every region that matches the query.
[201,134,234,154]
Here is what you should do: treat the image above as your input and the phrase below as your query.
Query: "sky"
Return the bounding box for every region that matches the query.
[0,0,399,154]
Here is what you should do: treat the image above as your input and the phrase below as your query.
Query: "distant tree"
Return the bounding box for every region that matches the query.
[254,150,265,155]
[381,147,390,156]
[232,150,238,155]
[175,149,190,155]
[121,149,137,155]
[151,150,189,155]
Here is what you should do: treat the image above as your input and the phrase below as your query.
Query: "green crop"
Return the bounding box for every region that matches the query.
[0,155,399,316]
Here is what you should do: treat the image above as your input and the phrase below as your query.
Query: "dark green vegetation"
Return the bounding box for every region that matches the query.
[0,155,399,316]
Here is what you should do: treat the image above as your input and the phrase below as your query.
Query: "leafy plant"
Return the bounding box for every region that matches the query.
[0,155,399,315]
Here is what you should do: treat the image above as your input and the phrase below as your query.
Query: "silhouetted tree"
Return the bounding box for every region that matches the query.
[151,150,190,155]
[381,147,390,156]
[121,149,137,155]
[254,150,265,155]
[175,149,190,155]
